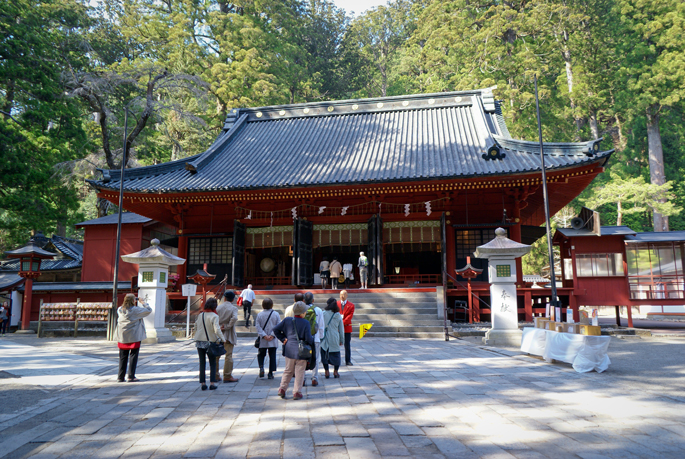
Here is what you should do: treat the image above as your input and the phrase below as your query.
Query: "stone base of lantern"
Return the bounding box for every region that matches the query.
[15,329,36,334]
[483,329,522,347]
[143,327,176,344]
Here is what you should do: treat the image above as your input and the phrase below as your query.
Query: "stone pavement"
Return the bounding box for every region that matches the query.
[1,334,685,459]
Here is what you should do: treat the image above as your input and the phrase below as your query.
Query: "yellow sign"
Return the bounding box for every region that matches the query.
[359,323,373,338]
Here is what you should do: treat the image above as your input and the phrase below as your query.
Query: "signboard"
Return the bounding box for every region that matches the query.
[182,283,197,297]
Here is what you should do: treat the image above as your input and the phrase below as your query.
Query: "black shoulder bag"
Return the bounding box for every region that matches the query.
[293,318,312,360]
[254,310,275,349]
[202,312,226,357]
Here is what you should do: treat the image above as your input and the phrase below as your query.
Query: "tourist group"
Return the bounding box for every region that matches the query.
[115,288,356,400]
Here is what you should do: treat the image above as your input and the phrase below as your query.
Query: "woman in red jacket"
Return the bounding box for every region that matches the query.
[337,290,355,365]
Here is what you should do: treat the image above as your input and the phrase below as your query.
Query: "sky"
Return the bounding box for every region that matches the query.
[332,0,388,16]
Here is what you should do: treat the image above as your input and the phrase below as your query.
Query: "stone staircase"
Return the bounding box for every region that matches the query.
[229,288,444,339]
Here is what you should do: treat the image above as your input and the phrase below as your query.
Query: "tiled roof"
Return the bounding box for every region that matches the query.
[89,89,612,194]
[17,281,132,292]
[556,226,636,238]
[49,235,83,262]
[625,231,685,243]
[1,234,83,273]
[0,273,23,291]
[1,258,81,272]
[75,212,152,227]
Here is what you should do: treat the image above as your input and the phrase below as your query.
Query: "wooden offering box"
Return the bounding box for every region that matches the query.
[534,317,551,329]
[566,323,582,334]
[580,324,602,336]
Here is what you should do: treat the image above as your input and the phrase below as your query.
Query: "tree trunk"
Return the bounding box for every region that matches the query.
[2,79,14,115]
[614,113,625,151]
[589,110,600,140]
[561,36,582,140]
[646,105,668,232]
[616,200,622,226]
[97,197,110,218]
[56,221,67,237]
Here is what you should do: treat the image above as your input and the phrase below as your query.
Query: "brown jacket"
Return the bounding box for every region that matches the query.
[216,301,238,345]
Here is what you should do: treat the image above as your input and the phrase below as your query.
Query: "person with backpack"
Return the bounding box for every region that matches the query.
[272,302,314,400]
[358,252,369,289]
[303,292,324,387]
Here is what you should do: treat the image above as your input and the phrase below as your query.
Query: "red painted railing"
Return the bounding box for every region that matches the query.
[245,277,292,286]
[385,274,442,284]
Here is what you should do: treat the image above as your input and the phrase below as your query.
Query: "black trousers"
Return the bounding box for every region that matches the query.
[243,301,252,322]
[258,347,277,373]
[118,348,140,381]
[198,347,217,384]
[344,332,352,364]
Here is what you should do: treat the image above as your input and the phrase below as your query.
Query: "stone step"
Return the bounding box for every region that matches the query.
[350,325,445,333]
[361,331,445,338]
[234,330,446,339]
[352,318,444,326]
[253,293,438,301]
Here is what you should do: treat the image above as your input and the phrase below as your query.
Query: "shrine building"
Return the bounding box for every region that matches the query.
[87,89,613,322]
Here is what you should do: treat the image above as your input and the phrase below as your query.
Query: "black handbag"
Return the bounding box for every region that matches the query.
[202,313,226,357]
[254,310,274,348]
[293,319,312,360]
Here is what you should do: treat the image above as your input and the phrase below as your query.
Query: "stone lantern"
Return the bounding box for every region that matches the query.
[121,239,185,343]
[5,239,54,332]
[474,228,532,346]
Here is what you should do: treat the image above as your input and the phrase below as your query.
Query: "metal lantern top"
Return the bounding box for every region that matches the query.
[188,269,216,285]
[455,256,483,279]
[4,238,55,275]
[121,239,186,266]
[473,227,532,259]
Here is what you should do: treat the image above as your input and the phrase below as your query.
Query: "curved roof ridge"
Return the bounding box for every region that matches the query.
[493,135,610,156]
[233,88,492,114]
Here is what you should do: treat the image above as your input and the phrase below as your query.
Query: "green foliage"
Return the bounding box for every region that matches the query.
[582,172,679,225]
[2,0,684,269]
[0,0,90,253]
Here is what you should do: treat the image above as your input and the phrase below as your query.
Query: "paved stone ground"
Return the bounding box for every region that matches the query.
[1,334,684,459]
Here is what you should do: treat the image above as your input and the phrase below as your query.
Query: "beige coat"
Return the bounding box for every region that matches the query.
[194,311,223,342]
[216,301,238,345]
[329,260,342,277]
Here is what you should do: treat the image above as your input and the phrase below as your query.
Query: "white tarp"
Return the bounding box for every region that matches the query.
[521,327,611,373]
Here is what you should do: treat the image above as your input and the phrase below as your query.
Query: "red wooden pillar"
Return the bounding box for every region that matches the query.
[178,235,188,285]
[509,218,524,286]
[446,224,456,282]
[626,304,634,328]
[467,280,473,323]
[473,292,481,322]
[21,277,33,330]
[524,290,533,322]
